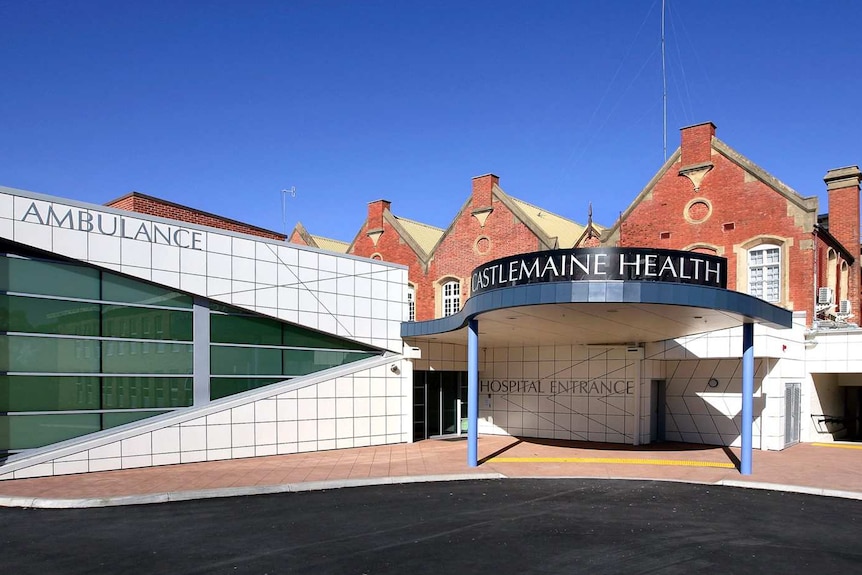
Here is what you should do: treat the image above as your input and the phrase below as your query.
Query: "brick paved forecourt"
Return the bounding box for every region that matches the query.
[0,437,859,508]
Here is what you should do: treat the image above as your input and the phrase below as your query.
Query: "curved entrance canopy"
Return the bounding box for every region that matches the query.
[402,280,792,346]
[402,248,794,476]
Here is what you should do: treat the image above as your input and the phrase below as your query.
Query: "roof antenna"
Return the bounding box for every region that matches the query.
[661,0,667,161]
[281,186,296,235]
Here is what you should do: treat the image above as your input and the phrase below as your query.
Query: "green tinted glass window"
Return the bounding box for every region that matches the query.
[101,341,193,374]
[282,324,374,351]
[0,414,101,451]
[283,349,374,376]
[209,377,286,400]
[102,272,192,308]
[210,302,377,351]
[208,301,236,314]
[0,335,100,373]
[211,314,281,345]
[102,410,168,429]
[0,295,100,336]
[210,345,282,375]
[0,375,100,412]
[102,377,193,409]
[102,306,192,341]
[0,257,100,299]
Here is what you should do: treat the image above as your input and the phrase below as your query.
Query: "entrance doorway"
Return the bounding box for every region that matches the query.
[844,386,862,441]
[650,380,666,443]
[784,382,801,447]
[413,371,467,441]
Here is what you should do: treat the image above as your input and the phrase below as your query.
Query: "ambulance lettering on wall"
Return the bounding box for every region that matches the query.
[20,201,205,250]
[471,248,727,294]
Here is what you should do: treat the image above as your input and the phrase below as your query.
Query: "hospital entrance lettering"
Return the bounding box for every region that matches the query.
[480,379,634,395]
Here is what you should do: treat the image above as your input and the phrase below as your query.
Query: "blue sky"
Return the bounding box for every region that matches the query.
[2,1,860,241]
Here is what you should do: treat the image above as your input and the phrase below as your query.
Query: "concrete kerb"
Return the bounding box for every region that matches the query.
[2,473,861,509]
[716,479,862,501]
[0,473,507,509]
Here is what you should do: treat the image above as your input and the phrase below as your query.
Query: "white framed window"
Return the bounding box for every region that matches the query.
[406,285,415,322]
[442,280,461,317]
[748,244,781,302]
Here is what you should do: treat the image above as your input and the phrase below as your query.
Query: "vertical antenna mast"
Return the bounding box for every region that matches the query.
[661,0,667,161]
[281,186,296,235]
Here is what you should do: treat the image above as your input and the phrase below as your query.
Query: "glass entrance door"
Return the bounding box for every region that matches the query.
[412,370,466,440]
[439,371,460,436]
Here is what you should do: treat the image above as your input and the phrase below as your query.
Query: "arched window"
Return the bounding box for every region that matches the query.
[827,249,837,294]
[442,280,461,317]
[406,284,416,322]
[748,244,781,302]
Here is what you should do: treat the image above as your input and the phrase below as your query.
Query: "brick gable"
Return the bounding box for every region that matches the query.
[426,188,545,319]
[610,122,833,324]
[347,176,550,321]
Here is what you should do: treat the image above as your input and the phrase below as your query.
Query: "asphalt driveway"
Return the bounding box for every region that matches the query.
[2,479,860,574]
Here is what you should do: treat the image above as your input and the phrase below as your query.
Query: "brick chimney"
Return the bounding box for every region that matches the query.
[825,166,861,309]
[367,199,391,231]
[679,122,716,166]
[471,174,499,210]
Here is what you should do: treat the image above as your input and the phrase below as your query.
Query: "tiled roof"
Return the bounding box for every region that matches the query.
[508,197,592,248]
[393,216,445,255]
[311,235,350,253]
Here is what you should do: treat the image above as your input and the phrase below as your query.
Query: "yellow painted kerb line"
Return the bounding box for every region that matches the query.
[489,457,735,468]
[812,442,862,450]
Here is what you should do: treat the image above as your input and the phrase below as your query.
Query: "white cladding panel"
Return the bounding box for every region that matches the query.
[0,188,407,352]
[477,345,642,444]
[0,188,411,480]
[0,359,412,479]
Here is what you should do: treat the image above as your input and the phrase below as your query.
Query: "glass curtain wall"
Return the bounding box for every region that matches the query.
[0,246,382,456]
[0,253,193,453]
[210,303,378,399]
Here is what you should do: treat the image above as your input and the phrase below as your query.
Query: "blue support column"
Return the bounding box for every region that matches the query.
[467,318,479,467]
[741,322,754,475]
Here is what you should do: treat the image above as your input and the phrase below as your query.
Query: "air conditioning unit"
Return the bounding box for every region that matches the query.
[817,287,834,305]
[839,299,852,315]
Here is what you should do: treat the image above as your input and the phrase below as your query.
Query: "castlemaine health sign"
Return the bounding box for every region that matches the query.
[471,247,727,294]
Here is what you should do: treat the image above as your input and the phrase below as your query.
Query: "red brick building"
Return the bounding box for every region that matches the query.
[605,122,860,327]
[334,175,595,321]
[291,122,860,328]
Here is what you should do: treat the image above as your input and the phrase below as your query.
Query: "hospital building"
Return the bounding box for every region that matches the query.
[0,122,858,480]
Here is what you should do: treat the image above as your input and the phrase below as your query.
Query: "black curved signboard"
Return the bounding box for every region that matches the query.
[470,248,727,295]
